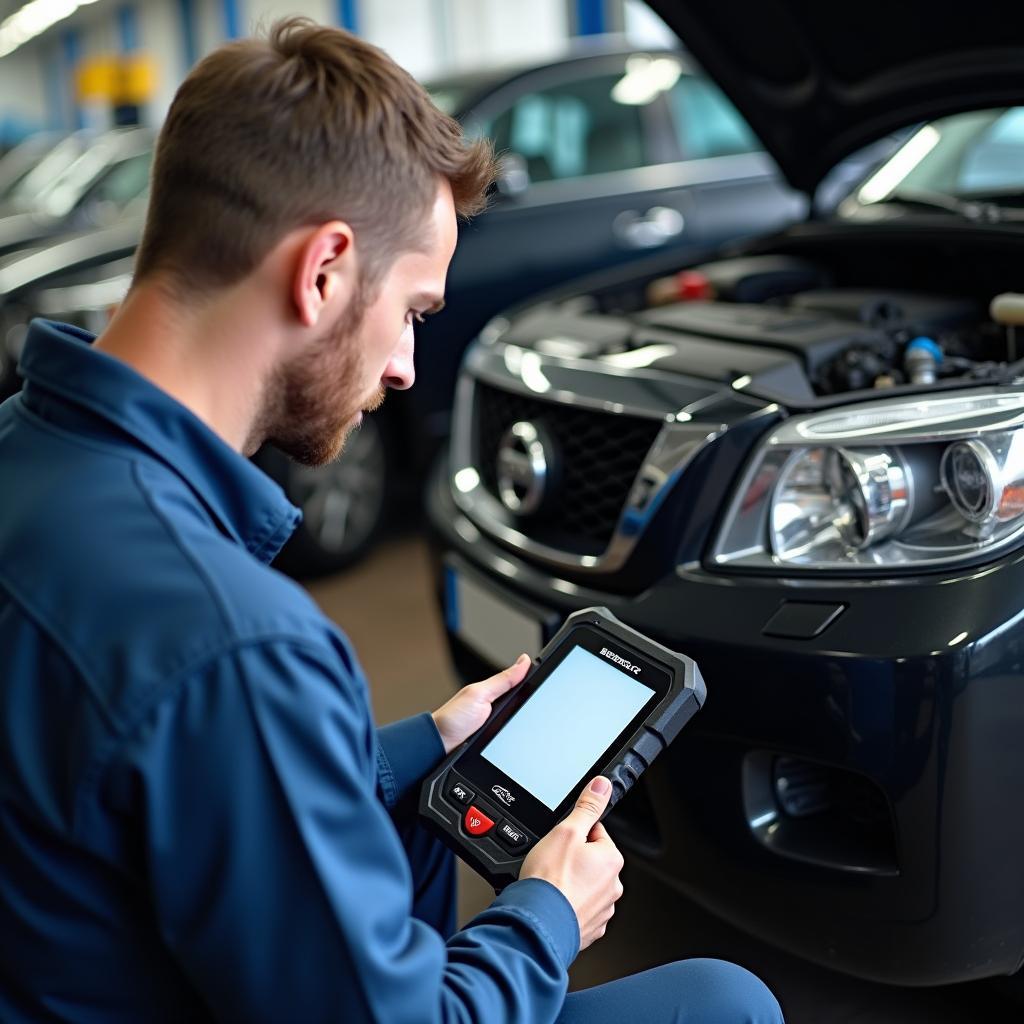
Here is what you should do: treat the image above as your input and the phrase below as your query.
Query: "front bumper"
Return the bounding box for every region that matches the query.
[429,458,1024,985]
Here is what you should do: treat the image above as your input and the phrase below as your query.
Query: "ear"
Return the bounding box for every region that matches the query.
[292,221,357,328]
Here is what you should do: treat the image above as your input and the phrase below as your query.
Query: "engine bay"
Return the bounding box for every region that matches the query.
[636,254,1017,399]
[524,225,1024,408]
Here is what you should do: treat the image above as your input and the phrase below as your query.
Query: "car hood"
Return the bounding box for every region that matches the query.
[648,0,1024,193]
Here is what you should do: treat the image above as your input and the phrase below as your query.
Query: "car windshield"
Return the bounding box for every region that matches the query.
[847,108,1024,213]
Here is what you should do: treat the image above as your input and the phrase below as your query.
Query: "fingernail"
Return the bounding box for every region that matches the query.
[517,653,529,665]
[590,776,610,795]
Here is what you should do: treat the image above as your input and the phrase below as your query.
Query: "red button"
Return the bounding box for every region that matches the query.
[464,806,495,836]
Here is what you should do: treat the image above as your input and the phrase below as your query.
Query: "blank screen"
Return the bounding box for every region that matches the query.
[480,645,655,810]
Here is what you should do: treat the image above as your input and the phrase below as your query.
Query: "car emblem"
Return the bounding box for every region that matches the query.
[491,785,515,806]
[496,421,554,516]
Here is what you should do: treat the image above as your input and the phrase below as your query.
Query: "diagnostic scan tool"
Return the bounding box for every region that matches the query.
[420,607,705,888]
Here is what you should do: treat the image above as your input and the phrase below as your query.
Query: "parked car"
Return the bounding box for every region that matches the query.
[427,2,1024,989]
[0,42,803,576]
[0,128,151,260]
[0,132,76,203]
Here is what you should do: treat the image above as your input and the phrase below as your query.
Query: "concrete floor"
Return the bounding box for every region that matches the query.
[305,534,1019,1023]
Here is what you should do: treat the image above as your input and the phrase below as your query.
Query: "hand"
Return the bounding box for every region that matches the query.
[431,653,531,755]
[519,776,625,951]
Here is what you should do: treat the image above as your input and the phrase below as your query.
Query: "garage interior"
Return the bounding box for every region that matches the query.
[3,0,1024,1021]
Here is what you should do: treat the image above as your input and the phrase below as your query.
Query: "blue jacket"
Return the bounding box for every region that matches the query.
[0,320,579,1022]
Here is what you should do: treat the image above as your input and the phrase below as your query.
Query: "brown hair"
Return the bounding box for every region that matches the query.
[134,17,495,295]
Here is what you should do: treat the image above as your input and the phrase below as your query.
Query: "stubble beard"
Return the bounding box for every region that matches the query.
[257,293,387,468]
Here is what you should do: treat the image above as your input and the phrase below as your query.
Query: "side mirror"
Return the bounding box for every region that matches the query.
[494,152,531,200]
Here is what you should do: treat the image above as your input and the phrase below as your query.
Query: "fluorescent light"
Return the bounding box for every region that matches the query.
[856,125,941,205]
[0,0,104,60]
[612,55,682,106]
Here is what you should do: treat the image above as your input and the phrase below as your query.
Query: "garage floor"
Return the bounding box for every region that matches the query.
[306,534,1019,1023]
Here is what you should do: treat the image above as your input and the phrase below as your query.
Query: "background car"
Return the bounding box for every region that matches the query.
[0,42,804,577]
[428,1,1024,992]
[0,127,151,260]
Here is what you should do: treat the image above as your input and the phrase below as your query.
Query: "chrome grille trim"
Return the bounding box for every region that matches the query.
[449,341,729,573]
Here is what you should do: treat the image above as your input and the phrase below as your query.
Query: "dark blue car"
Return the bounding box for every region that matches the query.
[428,0,1024,989]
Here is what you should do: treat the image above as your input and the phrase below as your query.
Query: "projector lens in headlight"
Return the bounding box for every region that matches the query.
[940,433,1024,529]
[941,441,995,523]
[711,388,1024,572]
[770,447,910,561]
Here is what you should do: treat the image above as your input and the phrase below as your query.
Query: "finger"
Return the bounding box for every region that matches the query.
[471,653,531,701]
[587,820,613,844]
[564,776,612,836]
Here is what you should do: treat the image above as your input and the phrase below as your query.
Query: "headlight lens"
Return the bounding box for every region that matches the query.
[712,388,1024,572]
[770,447,911,560]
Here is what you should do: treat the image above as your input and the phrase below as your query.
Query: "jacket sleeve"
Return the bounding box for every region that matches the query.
[376,712,446,810]
[102,639,579,1024]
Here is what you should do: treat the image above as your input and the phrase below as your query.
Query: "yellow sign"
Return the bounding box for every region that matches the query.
[75,53,157,105]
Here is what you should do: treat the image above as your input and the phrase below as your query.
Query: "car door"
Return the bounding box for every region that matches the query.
[662,73,806,246]
[411,53,720,446]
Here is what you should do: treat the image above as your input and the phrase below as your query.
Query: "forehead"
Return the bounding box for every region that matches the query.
[393,182,457,281]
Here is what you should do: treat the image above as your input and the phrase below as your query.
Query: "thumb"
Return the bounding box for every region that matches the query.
[564,776,612,836]
[474,653,531,700]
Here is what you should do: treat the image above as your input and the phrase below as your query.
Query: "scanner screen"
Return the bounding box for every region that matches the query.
[481,645,655,810]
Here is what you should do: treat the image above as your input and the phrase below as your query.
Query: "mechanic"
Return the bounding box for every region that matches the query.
[0,18,782,1024]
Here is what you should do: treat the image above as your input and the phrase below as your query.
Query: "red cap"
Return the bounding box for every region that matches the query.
[675,270,714,301]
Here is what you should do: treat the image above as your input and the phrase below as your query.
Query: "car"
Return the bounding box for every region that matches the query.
[0,42,804,577]
[427,1,1024,989]
[0,128,151,261]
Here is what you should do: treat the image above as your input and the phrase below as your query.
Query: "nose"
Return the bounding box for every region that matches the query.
[382,328,415,391]
[382,329,413,389]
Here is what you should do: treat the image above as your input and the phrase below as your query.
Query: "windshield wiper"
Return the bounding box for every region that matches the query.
[881,188,1006,223]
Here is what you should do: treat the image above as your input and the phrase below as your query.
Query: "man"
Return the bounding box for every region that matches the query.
[0,19,782,1023]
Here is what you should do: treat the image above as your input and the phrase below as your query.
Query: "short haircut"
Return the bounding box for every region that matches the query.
[134,17,495,295]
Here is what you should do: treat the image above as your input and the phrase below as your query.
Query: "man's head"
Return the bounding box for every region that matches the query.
[133,18,494,463]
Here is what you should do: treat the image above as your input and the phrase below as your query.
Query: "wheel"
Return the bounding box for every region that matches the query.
[270,413,391,578]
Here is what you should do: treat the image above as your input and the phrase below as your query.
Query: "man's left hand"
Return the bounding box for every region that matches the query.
[432,653,531,755]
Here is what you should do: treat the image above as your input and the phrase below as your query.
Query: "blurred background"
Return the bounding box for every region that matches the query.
[0,0,674,142]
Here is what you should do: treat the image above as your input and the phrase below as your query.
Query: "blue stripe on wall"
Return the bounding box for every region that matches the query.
[117,5,139,52]
[178,0,198,69]
[576,0,606,35]
[45,41,65,130]
[338,0,360,33]
[222,0,240,40]
[61,29,83,130]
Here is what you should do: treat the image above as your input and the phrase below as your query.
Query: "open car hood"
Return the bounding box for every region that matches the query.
[648,0,1024,193]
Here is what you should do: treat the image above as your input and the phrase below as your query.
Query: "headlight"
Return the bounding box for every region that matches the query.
[712,388,1024,572]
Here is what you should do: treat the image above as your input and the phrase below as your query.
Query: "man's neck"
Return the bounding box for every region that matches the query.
[94,278,275,454]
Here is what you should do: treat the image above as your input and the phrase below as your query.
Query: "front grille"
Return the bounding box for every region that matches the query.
[474,382,662,554]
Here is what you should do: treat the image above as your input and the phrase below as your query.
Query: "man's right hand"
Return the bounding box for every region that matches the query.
[519,776,625,951]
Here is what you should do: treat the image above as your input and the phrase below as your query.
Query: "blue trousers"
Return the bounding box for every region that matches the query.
[399,819,785,1024]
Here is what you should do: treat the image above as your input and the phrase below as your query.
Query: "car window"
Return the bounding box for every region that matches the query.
[79,152,152,210]
[957,108,1024,194]
[666,76,762,160]
[485,70,651,183]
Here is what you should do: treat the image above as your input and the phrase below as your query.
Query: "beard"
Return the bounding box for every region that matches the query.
[257,290,387,467]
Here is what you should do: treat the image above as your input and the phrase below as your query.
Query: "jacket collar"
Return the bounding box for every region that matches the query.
[18,319,301,563]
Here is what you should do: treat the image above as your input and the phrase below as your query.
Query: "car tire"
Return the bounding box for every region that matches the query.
[269,413,392,579]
